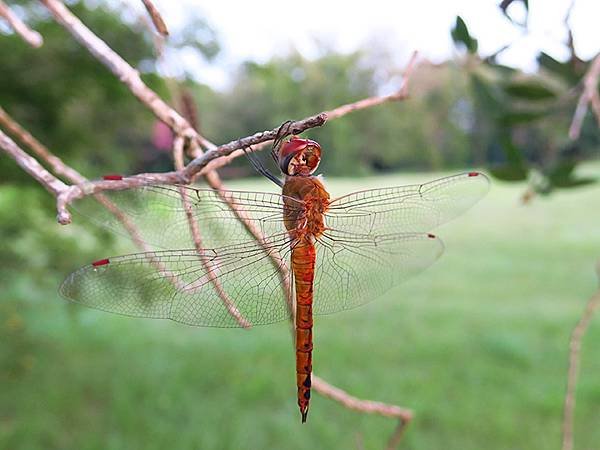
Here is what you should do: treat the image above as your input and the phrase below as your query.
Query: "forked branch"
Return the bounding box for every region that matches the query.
[0,129,66,195]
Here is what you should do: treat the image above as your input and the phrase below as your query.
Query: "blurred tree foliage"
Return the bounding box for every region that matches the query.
[192,51,483,177]
[0,0,218,181]
[450,4,599,195]
[0,1,600,185]
[1,0,598,186]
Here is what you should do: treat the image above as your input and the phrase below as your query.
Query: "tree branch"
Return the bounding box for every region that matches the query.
[312,374,412,421]
[0,0,43,47]
[183,113,327,178]
[173,136,252,328]
[561,261,600,450]
[568,53,600,140]
[53,112,327,223]
[325,51,419,120]
[140,0,168,37]
[0,128,66,196]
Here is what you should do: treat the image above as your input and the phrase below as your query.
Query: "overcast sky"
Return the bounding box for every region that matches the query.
[146,0,599,89]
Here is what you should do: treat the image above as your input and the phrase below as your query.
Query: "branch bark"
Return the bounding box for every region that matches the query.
[561,261,600,450]
[0,129,66,195]
[0,0,43,47]
[569,53,600,140]
[324,51,418,120]
[140,0,168,36]
[173,136,252,328]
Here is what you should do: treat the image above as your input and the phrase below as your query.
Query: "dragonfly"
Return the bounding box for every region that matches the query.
[61,136,489,423]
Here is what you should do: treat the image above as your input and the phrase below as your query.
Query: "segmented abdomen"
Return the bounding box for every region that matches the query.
[292,239,316,423]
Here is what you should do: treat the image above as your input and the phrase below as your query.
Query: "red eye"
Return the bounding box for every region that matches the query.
[278,137,321,175]
[280,138,309,158]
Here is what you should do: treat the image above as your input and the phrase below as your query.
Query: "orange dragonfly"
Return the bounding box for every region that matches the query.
[61,137,489,423]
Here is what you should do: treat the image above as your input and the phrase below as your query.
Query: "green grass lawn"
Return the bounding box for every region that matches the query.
[1,170,600,449]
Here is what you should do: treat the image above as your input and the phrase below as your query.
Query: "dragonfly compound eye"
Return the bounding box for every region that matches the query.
[279,137,321,176]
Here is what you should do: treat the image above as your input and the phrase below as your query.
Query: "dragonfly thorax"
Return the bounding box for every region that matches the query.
[282,175,330,239]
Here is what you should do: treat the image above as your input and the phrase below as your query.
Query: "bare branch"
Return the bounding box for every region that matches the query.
[140,0,168,36]
[0,128,67,197]
[0,0,43,47]
[569,53,600,139]
[561,261,600,450]
[183,113,327,179]
[386,420,411,450]
[173,136,252,328]
[325,51,418,120]
[312,374,412,421]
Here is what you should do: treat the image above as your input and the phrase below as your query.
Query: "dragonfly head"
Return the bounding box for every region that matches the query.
[279,136,321,176]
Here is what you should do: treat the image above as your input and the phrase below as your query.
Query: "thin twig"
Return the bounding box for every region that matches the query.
[183,113,327,178]
[312,374,412,449]
[54,113,327,223]
[312,374,412,421]
[0,128,66,196]
[0,0,43,47]
[173,136,252,328]
[325,51,418,120]
[568,53,600,140]
[561,262,600,450]
[386,420,411,450]
[140,0,168,36]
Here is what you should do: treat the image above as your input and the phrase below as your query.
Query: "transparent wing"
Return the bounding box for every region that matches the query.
[60,234,294,328]
[75,184,304,250]
[325,172,489,235]
[312,230,444,314]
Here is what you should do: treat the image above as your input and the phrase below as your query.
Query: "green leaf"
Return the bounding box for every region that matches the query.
[547,161,576,184]
[490,164,529,181]
[537,52,580,84]
[502,80,556,100]
[546,161,596,189]
[551,177,596,188]
[485,61,518,76]
[470,73,505,114]
[451,16,478,54]
[489,135,528,182]
[499,110,546,126]
[500,135,526,165]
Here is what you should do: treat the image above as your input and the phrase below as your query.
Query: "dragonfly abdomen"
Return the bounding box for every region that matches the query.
[292,240,316,423]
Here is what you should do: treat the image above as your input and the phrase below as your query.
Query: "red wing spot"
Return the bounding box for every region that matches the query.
[427,233,436,239]
[468,172,479,177]
[102,174,123,181]
[92,258,110,267]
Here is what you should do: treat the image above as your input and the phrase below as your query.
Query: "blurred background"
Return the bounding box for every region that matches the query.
[1,0,599,449]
